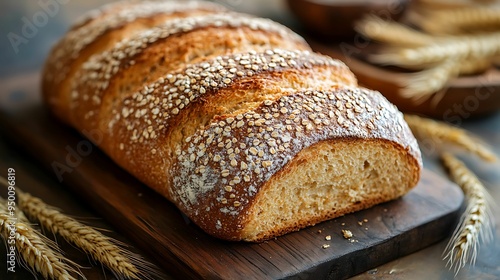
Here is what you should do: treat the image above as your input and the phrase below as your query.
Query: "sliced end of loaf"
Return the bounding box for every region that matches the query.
[170,87,421,241]
[241,139,420,241]
[42,1,226,121]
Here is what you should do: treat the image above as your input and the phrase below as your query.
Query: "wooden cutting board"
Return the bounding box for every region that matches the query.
[0,77,464,279]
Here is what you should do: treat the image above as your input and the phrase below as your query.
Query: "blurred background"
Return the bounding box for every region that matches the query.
[0,1,499,279]
[2,0,499,118]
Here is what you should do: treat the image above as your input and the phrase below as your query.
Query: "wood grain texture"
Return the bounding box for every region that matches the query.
[0,98,464,279]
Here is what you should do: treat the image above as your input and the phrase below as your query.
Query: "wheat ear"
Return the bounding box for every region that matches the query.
[404,114,497,162]
[458,58,491,75]
[399,59,460,103]
[370,33,500,67]
[14,189,156,280]
[441,153,494,274]
[414,0,477,10]
[400,58,490,103]
[355,15,433,47]
[415,7,500,34]
[0,198,80,280]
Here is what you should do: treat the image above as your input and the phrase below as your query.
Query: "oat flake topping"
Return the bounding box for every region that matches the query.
[172,87,418,229]
[115,49,343,145]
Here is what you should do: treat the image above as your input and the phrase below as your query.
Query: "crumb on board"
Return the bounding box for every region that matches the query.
[325,235,331,241]
[342,229,353,239]
[357,218,369,226]
[341,222,345,226]
[322,244,330,249]
[317,229,322,234]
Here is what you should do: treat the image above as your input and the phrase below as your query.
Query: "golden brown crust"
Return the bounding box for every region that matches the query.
[102,49,355,195]
[41,1,422,242]
[42,1,226,120]
[171,87,421,240]
[69,13,310,135]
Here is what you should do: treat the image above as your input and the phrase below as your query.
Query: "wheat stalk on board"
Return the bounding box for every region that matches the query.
[440,153,495,274]
[404,114,498,162]
[0,197,81,280]
[0,177,159,280]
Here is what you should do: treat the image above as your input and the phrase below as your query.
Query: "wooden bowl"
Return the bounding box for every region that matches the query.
[310,41,500,120]
[287,0,411,39]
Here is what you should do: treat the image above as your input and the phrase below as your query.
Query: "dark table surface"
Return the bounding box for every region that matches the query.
[0,1,499,279]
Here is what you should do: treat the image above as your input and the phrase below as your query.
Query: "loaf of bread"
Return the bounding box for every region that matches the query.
[42,0,422,241]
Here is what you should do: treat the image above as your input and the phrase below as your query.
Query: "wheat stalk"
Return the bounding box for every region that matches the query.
[399,58,491,103]
[404,114,498,162]
[355,15,433,47]
[14,190,156,280]
[414,0,480,10]
[458,58,491,75]
[399,59,460,103]
[357,3,499,101]
[0,198,80,280]
[0,176,158,280]
[414,7,500,34]
[370,32,500,67]
[440,152,494,274]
